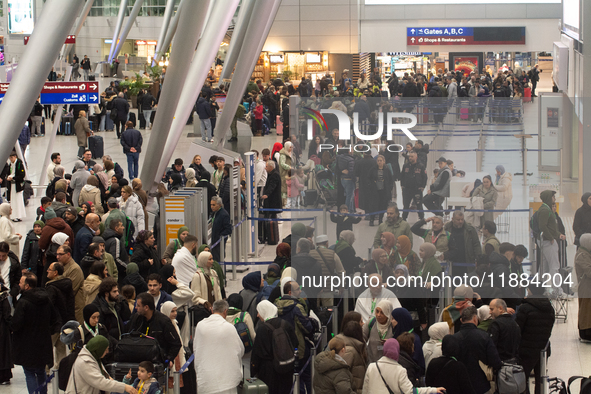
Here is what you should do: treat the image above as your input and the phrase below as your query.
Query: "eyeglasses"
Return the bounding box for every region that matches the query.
[56,253,65,256]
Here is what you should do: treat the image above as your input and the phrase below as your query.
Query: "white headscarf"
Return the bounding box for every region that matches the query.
[257,300,278,321]
[477,305,491,322]
[51,232,69,246]
[161,301,178,322]
[197,251,212,274]
[0,203,11,218]
[280,277,293,297]
[428,322,450,341]
[375,300,393,336]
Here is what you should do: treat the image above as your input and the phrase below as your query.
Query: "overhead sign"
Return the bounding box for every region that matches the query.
[25,34,76,45]
[407,27,525,46]
[136,40,157,46]
[39,82,99,105]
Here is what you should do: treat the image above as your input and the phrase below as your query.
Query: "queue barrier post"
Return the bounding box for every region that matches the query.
[173,371,181,394]
[51,369,59,394]
[322,206,327,235]
[540,343,549,394]
[331,305,339,339]
[293,372,301,394]
[310,346,317,394]
[321,325,327,351]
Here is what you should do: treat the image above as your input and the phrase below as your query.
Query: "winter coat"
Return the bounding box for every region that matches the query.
[80,254,102,279]
[363,357,439,394]
[0,216,19,256]
[75,117,92,147]
[400,161,427,192]
[73,225,94,264]
[190,268,222,306]
[515,297,555,360]
[125,310,182,362]
[373,217,413,249]
[397,350,422,387]
[488,313,521,361]
[111,97,130,121]
[425,355,476,394]
[46,275,76,323]
[39,217,76,253]
[122,272,148,295]
[276,295,317,360]
[91,293,131,340]
[21,230,42,271]
[472,185,497,222]
[120,128,143,154]
[335,334,367,393]
[355,157,378,212]
[196,97,211,119]
[330,213,362,241]
[494,172,513,213]
[83,274,102,304]
[573,193,591,245]
[443,222,482,266]
[415,145,429,168]
[575,246,591,330]
[210,208,232,250]
[120,194,145,239]
[2,251,21,299]
[141,92,157,110]
[250,317,298,394]
[79,185,104,214]
[263,169,282,209]
[279,148,293,195]
[0,287,12,371]
[314,350,356,394]
[218,175,231,211]
[11,288,61,368]
[538,190,560,241]
[131,242,161,280]
[71,169,90,209]
[65,346,126,394]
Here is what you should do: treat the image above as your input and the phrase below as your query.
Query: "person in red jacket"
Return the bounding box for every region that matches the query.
[254,98,264,136]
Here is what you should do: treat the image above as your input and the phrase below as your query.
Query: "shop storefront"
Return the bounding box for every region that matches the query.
[248,51,334,85]
[375,52,431,81]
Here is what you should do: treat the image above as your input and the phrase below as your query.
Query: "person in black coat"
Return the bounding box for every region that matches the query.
[372,155,394,226]
[453,306,501,394]
[487,298,520,362]
[130,230,161,280]
[515,285,555,394]
[11,273,61,388]
[141,91,157,129]
[210,197,232,262]
[91,277,132,340]
[396,332,423,387]
[426,335,476,394]
[355,152,378,222]
[261,161,282,244]
[329,205,362,241]
[21,222,43,278]
[217,164,232,213]
[1,245,21,299]
[45,261,76,324]
[573,192,591,246]
[250,303,298,394]
[0,279,13,384]
[111,92,130,138]
[3,153,26,208]
[196,171,217,216]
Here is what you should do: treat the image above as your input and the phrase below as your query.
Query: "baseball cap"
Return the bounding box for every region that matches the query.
[65,207,77,216]
[315,235,329,244]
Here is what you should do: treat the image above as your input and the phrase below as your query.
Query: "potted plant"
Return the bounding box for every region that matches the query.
[147,65,163,96]
[122,73,148,108]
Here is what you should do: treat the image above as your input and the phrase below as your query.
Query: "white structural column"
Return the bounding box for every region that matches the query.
[154,0,185,65]
[153,0,240,186]
[218,0,255,85]
[0,0,84,166]
[108,0,129,63]
[152,0,176,66]
[112,0,145,60]
[59,0,94,61]
[214,0,282,149]
[138,0,212,191]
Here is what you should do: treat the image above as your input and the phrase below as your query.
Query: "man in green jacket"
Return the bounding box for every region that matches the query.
[537,190,565,295]
[373,203,413,249]
[443,210,482,276]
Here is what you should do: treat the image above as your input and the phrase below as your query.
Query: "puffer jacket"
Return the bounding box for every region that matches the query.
[335,334,367,393]
[313,350,356,394]
[275,295,317,360]
[79,185,104,214]
[120,194,145,238]
[515,297,555,360]
[83,274,102,304]
[494,172,513,211]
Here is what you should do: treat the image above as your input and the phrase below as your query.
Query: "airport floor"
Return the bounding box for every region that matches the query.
[2,78,589,394]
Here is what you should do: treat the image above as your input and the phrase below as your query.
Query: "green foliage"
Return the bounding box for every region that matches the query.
[147,65,163,81]
[120,73,148,96]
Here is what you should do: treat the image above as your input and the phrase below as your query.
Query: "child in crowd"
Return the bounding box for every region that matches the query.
[121,284,136,314]
[124,361,162,394]
[285,169,304,209]
[330,204,362,241]
[294,167,308,207]
[36,196,52,222]
[22,220,44,279]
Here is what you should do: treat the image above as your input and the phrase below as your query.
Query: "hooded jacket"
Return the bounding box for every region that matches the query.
[103,227,128,269]
[538,190,560,241]
[39,218,75,254]
[573,192,591,245]
[313,350,356,394]
[91,293,131,340]
[335,334,368,393]
[46,275,76,323]
[515,297,555,360]
[120,194,145,239]
[276,295,317,360]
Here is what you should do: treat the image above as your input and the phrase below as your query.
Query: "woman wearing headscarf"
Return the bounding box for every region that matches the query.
[425,335,474,394]
[79,176,104,214]
[392,265,427,337]
[422,322,449,369]
[198,244,226,298]
[334,230,363,275]
[396,332,423,387]
[363,300,394,363]
[279,141,293,205]
[163,226,189,265]
[225,293,256,347]
[313,336,356,394]
[250,300,298,394]
[66,335,136,394]
[131,230,160,279]
[185,168,198,188]
[573,192,591,246]
[0,203,21,256]
[132,178,148,231]
[120,185,145,239]
[363,338,445,394]
[69,304,113,352]
[418,243,442,283]
[336,320,368,393]
[394,235,420,275]
[271,142,283,165]
[121,263,148,301]
[190,250,222,319]
[472,175,498,228]
[268,266,297,304]
[391,307,425,372]
[274,243,291,270]
[169,172,183,192]
[493,165,512,220]
[379,232,397,267]
[476,305,493,331]
[363,248,394,284]
[159,265,194,344]
[160,301,187,390]
[71,161,90,208]
[93,164,109,206]
[83,261,107,305]
[240,271,264,324]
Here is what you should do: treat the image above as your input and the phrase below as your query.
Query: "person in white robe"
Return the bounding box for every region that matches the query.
[354,274,401,323]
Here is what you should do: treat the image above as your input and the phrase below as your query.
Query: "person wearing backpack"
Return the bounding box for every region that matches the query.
[225,294,256,353]
[536,190,566,296]
[251,300,298,394]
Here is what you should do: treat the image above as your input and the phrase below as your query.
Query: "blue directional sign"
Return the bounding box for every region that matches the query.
[407,27,473,36]
[39,92,98,105]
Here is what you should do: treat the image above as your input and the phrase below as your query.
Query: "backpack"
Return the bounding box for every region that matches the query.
[125,216,136,255]
[234,312,253,353]
[458,85,469,97]
[530,210,541,239]
[265,322,296,374]
[46,242,60,259]
[110,107,118,120]
[497,360,526,394]
[58,325,85,390]
[568,376,591,394]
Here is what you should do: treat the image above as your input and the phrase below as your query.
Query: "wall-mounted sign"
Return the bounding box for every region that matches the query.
[269,54,284,63]
[8,0,34,34]
[136,40,157,46]
[25,35,75,46]
[306,53,322,63]
[407,27,525,46]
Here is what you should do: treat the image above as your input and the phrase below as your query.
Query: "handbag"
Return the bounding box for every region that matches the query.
[114,331,163,364]
[376,362,395,394]
[497,358,526,394]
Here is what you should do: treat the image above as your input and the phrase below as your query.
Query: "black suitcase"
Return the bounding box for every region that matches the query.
[150,110,156,124]
[304,189,318,207]
[60,116,73,135]
[40,116,46,135]
[265,220,279,245]
[89,75,96,81]
[106,362,167,387]
[88,115,99,131]
[88,135,104,159]
[139,111,146,129]
[128,112,137,127]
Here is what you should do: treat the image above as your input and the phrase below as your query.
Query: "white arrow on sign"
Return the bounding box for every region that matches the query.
[411,37,415,43]
[90,84,98,90]
[411,28,415,34]
[90,94,98,102]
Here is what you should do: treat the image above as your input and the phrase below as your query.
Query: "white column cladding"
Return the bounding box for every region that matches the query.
[153,0,240,186]
[0,0,85,166]
[151,0,176,66]
[138,0,212,192]
[108,0,129,63]
[213,0,282,149]
[59,0,95,62]
[153,0,186,65]
[112,0,145,61]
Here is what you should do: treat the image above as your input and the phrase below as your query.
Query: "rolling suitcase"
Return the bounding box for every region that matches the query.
[523,87,532,103]
[61,116,73,135]
[139,111,146,129]
[237,377,268,393]
[276,115,283,135]
[265,219,279,245]
[460,107,469,120]
[88,135,104,159]
[106,362,167,387]
[303,189,317,206]
[128,112,137,127]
